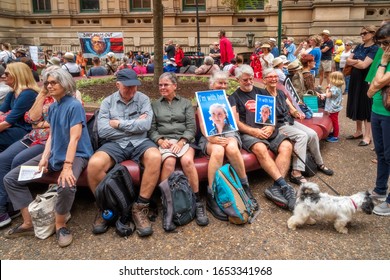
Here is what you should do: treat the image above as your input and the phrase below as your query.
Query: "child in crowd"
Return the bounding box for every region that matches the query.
[321,71,344,143]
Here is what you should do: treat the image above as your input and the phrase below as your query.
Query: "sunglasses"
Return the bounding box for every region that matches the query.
[377,39,390,47]
[44,80,59,87]
[360,31,373,36]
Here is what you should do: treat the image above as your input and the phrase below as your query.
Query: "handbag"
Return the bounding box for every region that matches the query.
[28,184,71,239]
[342,64,352,76]
[381,85,390,111]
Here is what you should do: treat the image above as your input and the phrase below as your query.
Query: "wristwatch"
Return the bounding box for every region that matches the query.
[180,139,188,145]
[378,64,388,68]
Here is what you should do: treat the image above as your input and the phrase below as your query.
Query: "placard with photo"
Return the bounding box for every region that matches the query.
[255,94,276,125]
[195,90,238,137]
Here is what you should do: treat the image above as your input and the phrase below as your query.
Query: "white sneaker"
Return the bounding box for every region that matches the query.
[373,202,390,216]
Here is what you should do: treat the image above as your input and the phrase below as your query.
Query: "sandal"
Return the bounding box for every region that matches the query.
[289,172,307,185]
[4,223,34,239]
[317,164,334,176]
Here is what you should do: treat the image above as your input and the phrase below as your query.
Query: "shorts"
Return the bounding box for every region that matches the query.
[240,132,289,155]
[98,139,157,164]
[198,132,242,156]
[320,60,332,72]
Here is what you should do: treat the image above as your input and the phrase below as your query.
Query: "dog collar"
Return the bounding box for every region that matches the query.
[350,198,358,210]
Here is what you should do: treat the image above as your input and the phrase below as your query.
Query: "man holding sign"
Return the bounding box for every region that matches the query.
[228,65,296,211]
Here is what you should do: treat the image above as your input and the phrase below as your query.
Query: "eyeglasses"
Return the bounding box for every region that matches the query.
[360,32,372,36]
[377,39,390,47]
[44,80,59,87]
[158,83,173,88]
[265,75,279,80]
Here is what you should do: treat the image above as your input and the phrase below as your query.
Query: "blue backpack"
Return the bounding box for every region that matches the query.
[212,164,255,224]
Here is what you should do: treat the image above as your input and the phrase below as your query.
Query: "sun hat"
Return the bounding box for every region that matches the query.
[279,55,290,64]
[287,60,302,71]
[47,57,61,66]
[261,43,271,49]
[116,69,141,87]
[106,52,115,58]
[159,139,190,161]
[16,48,27,55]
[321,30,330,35]
[63,52,75,60]
[269,38,276,43]
[272,57,283,67]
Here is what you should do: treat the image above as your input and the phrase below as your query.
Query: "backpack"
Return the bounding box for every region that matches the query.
[95,164,137,237]
[159,171,196,232]
[212,164,255,224]
[1,51,15,68]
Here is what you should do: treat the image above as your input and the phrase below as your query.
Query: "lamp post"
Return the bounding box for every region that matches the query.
[246,32,255,48]
[195,0,202,66]
[278,0,282,54]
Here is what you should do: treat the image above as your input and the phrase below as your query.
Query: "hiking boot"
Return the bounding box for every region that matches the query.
[56,227,73,248]
[132,202,153,237]
[92,209,109,235]
[0,212,11,228]
[281,184,297,211]
[242,184,259,211]
[195,201,209,226]
[264,184,288,210]
[206,188,228,221]
[373,202,390,216]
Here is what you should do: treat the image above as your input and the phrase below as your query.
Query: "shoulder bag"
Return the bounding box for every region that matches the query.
[381,85,390,111]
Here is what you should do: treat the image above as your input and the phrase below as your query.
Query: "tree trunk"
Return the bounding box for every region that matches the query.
[153,0,164,84]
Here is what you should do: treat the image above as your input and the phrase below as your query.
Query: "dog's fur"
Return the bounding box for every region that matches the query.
[287,182,374,234]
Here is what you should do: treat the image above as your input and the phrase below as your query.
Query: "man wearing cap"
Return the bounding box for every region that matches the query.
[209,42,221,65]
[62,52,81,77]
[319,30,334,87]
[87,69,161,237]
[269,38,279,58]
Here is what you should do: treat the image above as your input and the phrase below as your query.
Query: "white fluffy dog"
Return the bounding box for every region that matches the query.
[287,182,374,234]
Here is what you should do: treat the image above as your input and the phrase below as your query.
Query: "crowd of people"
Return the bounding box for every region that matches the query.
[0,22,389,249]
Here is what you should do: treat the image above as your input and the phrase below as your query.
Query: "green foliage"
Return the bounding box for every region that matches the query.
[76,77,116,88]
[222,0,266,12]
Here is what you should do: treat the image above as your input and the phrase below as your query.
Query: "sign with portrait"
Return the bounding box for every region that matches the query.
[284,78,301,104]
[255,94,276,125]
[196,90,238,137]
[77,32,124,58]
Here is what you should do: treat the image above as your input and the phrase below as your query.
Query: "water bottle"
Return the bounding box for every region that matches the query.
[102,209,115,221]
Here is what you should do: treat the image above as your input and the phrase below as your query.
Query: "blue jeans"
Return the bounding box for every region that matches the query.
[371,112,390,204]
[345,75,350,93]
[0,141,44,213]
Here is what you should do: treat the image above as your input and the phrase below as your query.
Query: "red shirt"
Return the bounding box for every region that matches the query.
[175,48,184,67]
[219,36,234,65]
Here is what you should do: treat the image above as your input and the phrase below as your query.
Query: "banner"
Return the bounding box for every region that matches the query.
[195,90,238,137]
[78,32,124,58]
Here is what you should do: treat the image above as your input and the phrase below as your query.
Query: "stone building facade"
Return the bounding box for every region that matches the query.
[0,0,388,54]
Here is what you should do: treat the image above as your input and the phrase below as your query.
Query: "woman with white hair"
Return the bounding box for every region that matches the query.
[195,56,220,75]
[3,67,93,247]
[197,70,257,220]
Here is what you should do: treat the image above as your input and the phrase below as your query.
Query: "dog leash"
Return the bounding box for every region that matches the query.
[293,150,341,196]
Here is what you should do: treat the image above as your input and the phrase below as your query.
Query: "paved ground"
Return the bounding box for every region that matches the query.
[1,96,389,260]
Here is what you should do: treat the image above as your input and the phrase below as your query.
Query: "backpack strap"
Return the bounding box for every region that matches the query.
[183,65,190,74]
[204,65,213,74]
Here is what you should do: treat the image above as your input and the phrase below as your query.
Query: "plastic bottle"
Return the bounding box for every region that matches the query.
[102,209,115,221]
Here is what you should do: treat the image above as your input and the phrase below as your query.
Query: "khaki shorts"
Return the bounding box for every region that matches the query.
[320,60,332,72]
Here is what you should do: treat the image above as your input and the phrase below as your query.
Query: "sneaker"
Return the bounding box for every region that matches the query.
[92,209,109,235]
[373,202,390,216]
[242,184,259,211]
[206,188,228,221]
[264,184,288,210]
[56,227,73,247]
[0,213,12,228]
[281,184,297,211]
[326,136,339,143]
[195,201,209,226]
[132,202,153,237]
[369,191,387,202]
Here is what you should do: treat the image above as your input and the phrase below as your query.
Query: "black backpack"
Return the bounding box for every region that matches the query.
[159,171,196,232]
[95,164,137,237]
